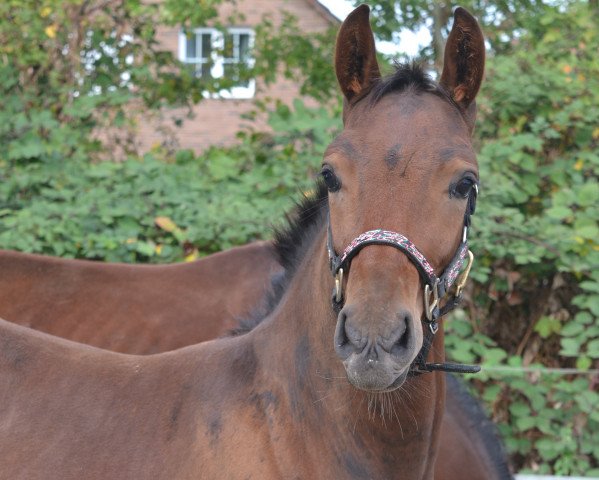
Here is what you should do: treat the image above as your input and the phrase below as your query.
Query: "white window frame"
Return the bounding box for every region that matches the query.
[178,27,255,99]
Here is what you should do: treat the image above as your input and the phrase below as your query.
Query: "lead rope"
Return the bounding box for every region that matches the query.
[327,185,480,375]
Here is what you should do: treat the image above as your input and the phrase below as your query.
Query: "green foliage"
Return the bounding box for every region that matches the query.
[160,0,225,28]
[0,0,337,171]
[0,0,341,259]
[446,314,599,475]
[253,12,338,102]
[351,0,565,69]
[472,0,598,352]
[0,100,338,262]
[444,2,599,474]
[0,0,223,169]
[492,372,599,475]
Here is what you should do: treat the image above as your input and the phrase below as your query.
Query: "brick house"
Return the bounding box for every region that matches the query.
[138,0,338,153]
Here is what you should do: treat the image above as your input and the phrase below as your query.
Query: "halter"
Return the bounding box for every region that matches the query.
[327,185,480,375]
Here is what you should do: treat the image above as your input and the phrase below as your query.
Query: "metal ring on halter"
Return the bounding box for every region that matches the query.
[334,268,344,303]
[424,278,440,322]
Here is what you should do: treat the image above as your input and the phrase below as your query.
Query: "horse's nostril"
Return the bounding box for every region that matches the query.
[334,312,350,359]
[345,323,364,348]
[387,312,412,358]
[335,308,413,361]
[334,310,364,360]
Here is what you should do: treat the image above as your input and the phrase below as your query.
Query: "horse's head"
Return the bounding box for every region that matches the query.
[327,5,484,392]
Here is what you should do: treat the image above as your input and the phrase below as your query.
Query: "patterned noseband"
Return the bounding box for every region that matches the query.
[326,184,479,374]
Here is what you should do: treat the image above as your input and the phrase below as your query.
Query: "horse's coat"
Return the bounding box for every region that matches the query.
[0,248,512,479]
[0,242,279,353]
[0,5,501,479]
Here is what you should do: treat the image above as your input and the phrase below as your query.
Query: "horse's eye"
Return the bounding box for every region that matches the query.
[321,167,341,192]
[453,178,475,199]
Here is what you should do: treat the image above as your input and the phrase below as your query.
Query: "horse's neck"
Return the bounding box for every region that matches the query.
[251,229,446,479]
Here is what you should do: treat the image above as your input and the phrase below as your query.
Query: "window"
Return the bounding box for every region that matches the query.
[179,28,255,99]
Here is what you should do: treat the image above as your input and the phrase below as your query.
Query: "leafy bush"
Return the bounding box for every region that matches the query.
[445,2,599,475]
[0,0,337,169]
[0,0,223,167]
[0,99,338,262]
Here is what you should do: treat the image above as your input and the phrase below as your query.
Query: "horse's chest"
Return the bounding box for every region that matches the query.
[252,425,431,480]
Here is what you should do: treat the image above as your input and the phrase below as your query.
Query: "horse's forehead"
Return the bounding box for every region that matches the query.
[344,92,473,160]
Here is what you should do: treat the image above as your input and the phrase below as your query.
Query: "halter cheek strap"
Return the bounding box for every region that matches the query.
[326,185,480,375]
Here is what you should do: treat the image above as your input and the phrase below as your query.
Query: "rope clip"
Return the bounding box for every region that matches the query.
[454,250,474,297]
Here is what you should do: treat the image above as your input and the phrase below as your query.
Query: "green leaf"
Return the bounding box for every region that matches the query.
[560,338,582,357]
[560,321,585,337]
[587,339,599,358]
[535,316,562,338]
[576,182,599,207]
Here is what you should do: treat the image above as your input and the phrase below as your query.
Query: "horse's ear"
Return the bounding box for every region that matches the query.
[335,4,381,104]
[440,7,485,130]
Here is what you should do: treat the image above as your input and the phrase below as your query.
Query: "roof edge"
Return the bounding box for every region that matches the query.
[308,0,342,24]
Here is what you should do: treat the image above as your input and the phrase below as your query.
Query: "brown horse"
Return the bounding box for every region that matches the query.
[0,248,511,479]
[0,6,492,478]
[0,242,279,354]
[0,252,511,480]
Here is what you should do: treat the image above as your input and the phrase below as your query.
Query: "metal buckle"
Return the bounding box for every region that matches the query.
[454,250,474,297]
[424,278,440,322]
[334,268,344,303]
[429,321,439,335]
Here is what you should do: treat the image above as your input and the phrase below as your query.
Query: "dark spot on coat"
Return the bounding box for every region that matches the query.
[249,391,279,427]
[0,338,29,370]
[294,335,310,383]
[397,94,420,116]
[325,137,360,163]
[439,144,477,163]
[286,335,312,421]
[249,391,278,411]
[231,341,257,385]
[167,383,192,440]
[439,147,457,162]
[208,414,222,447]
[384,143,403,169]
[353,433,367,451]
[382,452,396,467]
[342,452,371,479]
[288,381,304,421]
[170,401,181,426]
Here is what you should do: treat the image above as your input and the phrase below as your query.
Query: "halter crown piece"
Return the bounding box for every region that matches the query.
[326,184,480,375]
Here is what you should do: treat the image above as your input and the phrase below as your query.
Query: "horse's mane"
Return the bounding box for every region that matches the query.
[367,62,461,116]
[229,181,329,336]
[271,181,329,277]
[446,374,514,479]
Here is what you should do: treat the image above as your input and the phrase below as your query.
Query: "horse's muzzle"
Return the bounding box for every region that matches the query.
[334,308,417,391]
